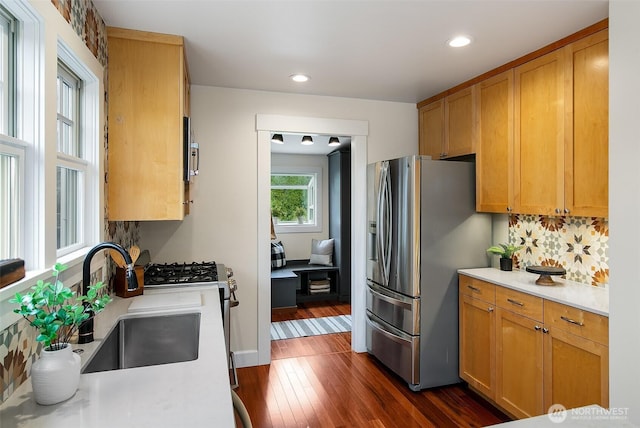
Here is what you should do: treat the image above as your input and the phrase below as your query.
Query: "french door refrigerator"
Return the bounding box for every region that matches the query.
[366,155,491,391]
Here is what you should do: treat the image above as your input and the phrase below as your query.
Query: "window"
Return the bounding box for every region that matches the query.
[56,61,86,252]
[0,5,19,260]
[271,167,322,233]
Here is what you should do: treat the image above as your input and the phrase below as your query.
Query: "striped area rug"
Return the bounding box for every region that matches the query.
[271,315,352,340]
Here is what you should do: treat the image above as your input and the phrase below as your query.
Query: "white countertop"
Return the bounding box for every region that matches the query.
[487,405,637,427]
[0,285,235,427]
[458,268,609,316]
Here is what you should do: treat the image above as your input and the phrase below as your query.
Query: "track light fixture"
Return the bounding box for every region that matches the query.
[271,133,284,144]
[301,135,314,145]
[328,137,340,147]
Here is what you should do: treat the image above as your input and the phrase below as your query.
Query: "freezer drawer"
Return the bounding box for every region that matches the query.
[366,311,420,385]
[366,281,420,335]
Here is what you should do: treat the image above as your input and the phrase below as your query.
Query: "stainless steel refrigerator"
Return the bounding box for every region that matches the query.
[366,155,491,391]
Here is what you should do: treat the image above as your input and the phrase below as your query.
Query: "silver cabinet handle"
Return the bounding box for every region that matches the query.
[564,208,570,214]
[542,327,549,334]
[488,307,494,312]
[560,316,584,327]
[507,298,524,307]
[534,325,541,331]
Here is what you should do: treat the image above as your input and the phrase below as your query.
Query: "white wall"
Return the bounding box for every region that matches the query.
[609,1,640,423]
[271,153,329,260]
[139,86,417,356]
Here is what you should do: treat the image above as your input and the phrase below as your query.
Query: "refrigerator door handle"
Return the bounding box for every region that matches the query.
[366,312,414,344]
[379,161,392,285]
[367,282,413,311]
[377,161,392,285]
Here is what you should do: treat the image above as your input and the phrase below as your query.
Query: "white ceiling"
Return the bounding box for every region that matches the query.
[92,0,608,105]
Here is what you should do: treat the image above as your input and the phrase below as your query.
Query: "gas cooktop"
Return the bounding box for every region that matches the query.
[144,261,219,286]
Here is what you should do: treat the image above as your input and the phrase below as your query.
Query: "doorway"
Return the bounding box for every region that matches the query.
[256,114,368,365]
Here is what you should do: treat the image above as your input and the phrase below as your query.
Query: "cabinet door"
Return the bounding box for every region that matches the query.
[476,70,514,213]
[459,293,495,399]
[565,29,609,217]
[108,29,188,221]
[444,87,475,158]
[495,308,544,419]
[419,99,444,159]
[514,49,566,215]
[543,327,609,410]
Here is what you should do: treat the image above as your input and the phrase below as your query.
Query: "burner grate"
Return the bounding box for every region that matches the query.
[144,261,218,285]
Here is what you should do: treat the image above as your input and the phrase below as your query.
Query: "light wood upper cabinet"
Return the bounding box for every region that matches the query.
[444,87,475,158]
[513,49,566,215]
[565,29,609,217]
[418,99,444,159]
[475,70,514,213]
[512,29,608,216]
[423,22,608,217]
[107,27,190,221]
[419,88,475,159]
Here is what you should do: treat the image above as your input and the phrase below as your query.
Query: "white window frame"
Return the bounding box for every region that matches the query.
[271,166,322,234]
[0,1,38,265]
[56,41,99,257]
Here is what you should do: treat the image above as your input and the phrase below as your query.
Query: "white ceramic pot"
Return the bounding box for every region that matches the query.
[31,343,81,405]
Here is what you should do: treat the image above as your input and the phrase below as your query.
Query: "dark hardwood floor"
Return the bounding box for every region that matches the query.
[235,302,510,427]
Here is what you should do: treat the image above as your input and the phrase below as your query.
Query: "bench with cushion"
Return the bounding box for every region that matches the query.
[271,260,340,308]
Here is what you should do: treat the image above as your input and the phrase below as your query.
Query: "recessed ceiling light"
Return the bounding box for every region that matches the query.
[290,74,310,83]
[301,135,314,145]
[328,137,340,147]
[448,35,472,48]
[271,133,284,144]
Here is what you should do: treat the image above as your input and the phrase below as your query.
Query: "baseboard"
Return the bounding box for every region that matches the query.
[233,349,260,368]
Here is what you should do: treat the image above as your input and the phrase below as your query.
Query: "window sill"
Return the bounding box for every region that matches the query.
[0,246,106,331]
[275,224,322,234]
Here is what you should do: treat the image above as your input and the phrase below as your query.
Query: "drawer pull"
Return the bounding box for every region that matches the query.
[488,307,494,313]
[534,325,541,331]
[507,298,524,307]
[467,285,480,292]
[561,316,584,327]
[543,327,549,334]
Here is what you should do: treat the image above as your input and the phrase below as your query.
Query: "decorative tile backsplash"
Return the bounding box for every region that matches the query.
[508,215,609,287]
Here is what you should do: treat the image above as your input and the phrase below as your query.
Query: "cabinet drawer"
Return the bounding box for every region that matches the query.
[544,300,608,345]
[459,275,495,303]
[496,286,543,322]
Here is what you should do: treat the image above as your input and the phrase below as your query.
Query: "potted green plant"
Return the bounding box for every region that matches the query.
[486,243,524,271]
[293,206,307,224]
[9,263,111,405]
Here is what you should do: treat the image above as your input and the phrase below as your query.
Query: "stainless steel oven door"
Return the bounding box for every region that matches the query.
[366,310,420,386]
[366,280,420,335]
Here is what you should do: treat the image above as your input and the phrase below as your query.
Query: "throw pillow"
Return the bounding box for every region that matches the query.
[271,240,286,269]
[309,238,334,266]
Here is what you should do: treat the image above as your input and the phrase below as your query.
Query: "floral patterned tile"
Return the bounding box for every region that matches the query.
[509,215,608,287]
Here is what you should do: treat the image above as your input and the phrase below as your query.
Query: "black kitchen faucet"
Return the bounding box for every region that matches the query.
[78,242,138,344]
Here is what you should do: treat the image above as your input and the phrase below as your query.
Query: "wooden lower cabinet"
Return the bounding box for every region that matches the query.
[495,308,544,419]
[543,300,609,410]
[458,274,609,420]
[459,293,495,398]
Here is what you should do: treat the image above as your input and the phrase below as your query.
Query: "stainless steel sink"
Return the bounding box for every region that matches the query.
[82,312,201,374]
